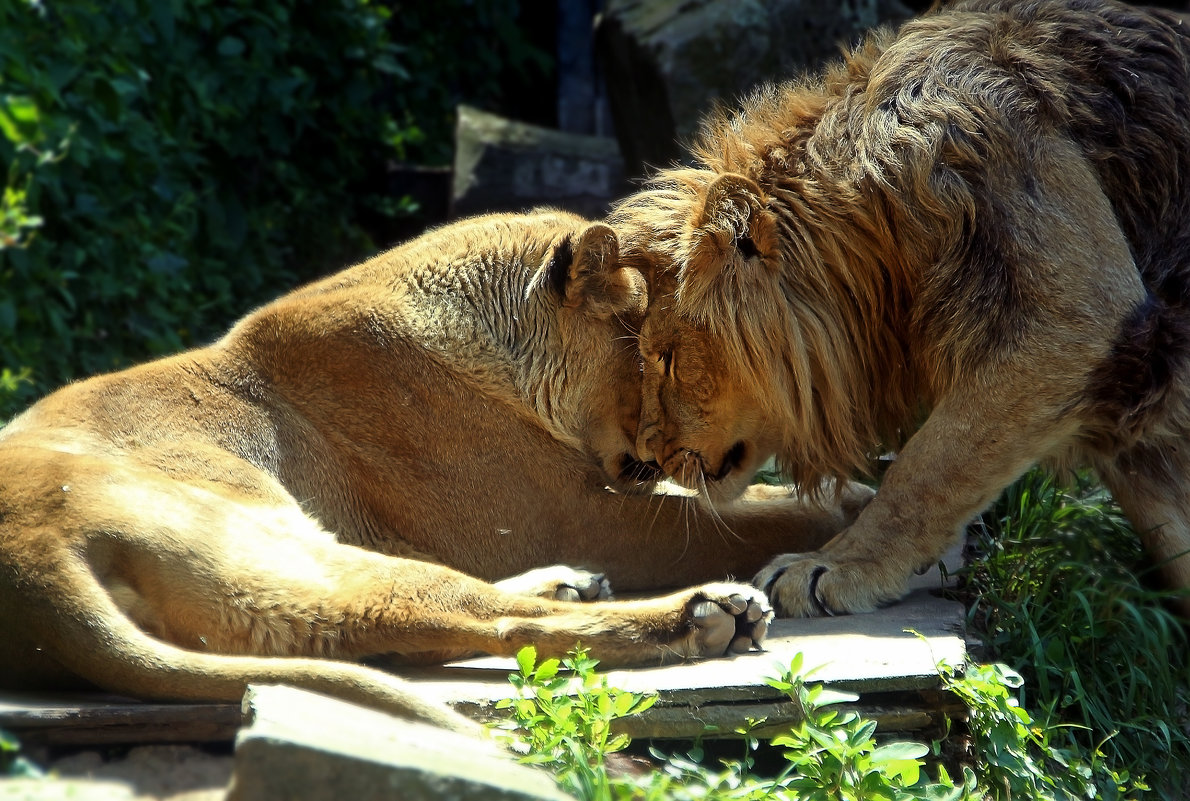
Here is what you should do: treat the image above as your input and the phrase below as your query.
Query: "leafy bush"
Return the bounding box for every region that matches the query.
[0,0,548,421]
[497,647,980,795]
[958,469,1190,797]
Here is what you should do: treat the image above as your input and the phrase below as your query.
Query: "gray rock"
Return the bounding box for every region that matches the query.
[596,0,914,175]
[452,105,628,218]
[227,684,573,801]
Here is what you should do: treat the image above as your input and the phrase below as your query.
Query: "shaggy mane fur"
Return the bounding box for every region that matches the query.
[612,0,1190,488]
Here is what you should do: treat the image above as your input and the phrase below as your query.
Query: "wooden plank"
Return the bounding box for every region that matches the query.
[0,693,240,747]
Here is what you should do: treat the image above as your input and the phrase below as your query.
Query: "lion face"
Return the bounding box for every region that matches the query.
[635,300,780,502]
[614,173,789,502]
[561,304,662,495]
[522,218,663,495]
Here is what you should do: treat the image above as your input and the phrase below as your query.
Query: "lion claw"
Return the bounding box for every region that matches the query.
[807,565,837,617]
[754,552,905,618]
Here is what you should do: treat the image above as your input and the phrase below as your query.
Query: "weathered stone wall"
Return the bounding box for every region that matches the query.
[452,105,629,218]
[596,0,913,175]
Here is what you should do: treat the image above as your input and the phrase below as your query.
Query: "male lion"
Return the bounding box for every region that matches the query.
[611,0,1190,617]
[0,210,866,731]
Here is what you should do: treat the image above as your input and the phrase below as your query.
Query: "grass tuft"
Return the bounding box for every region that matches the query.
[956,468,1190,797]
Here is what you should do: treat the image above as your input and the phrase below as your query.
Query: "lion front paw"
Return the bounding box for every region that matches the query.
[753,553,909,618]
[669,583,773,658]
[496,565,612,602]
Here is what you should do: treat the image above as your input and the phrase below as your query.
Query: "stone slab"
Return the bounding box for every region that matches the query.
[227,684,572,801]
[452,105,628,218]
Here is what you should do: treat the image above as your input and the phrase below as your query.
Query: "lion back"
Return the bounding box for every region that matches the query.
[948,0,1190,288]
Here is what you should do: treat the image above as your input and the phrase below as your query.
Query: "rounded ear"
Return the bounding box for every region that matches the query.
[693,172,765,232]
[680,172,776,308]
[530,223,647,318]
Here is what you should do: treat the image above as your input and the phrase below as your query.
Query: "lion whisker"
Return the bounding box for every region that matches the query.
[696,466,744,545]
[611,311,641,337]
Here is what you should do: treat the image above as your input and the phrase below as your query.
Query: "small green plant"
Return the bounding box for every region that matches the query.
[495,645,658,800]
[765,652,974,800]
[943,662,1143,800]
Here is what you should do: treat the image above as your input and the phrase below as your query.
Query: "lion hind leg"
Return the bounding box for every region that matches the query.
[36,572,481,734]
[1099,443,1190,614]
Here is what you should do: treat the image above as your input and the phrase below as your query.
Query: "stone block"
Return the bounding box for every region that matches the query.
[227,684,572,801]
[452,105,628,218]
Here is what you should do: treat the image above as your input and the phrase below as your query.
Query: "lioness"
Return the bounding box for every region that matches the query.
[0,210,866,730]
[610,0,1190,617]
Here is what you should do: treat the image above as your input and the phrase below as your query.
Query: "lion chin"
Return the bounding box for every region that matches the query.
[651,439,760,504]
[605,452,663,495]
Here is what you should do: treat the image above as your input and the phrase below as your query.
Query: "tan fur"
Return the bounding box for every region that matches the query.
[610,0,1190,617]
[0,210,871,730]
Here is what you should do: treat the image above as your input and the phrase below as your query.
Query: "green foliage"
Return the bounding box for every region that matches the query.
[943,662,1142,800]
[0,0,549,422]
[764,652,974,801]
[387,2,551,165]
[0,729,42,778]
[0,0,398,418]
[496,646,658,800]
[495,647,1017,801]
[959,469,1190,796]
[0,124,50,251]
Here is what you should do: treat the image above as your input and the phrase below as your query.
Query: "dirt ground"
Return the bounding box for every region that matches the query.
[36,744,234,801]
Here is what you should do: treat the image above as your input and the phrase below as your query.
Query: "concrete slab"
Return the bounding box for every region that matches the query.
[406,580,967,739]
[405,542,968,739]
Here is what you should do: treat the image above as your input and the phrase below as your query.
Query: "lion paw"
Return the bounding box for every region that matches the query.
[496,565,612,602]
[753,554,908,618]
[670,583,773,658]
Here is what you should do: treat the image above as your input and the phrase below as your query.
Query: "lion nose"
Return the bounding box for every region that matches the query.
[635,422,658,464]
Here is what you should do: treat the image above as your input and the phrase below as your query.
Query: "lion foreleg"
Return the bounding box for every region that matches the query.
[757,380,1086,616]
[318,555,773,668]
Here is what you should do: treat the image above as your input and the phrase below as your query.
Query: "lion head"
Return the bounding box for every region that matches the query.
[611,171,887,502]
[514,213,663,494]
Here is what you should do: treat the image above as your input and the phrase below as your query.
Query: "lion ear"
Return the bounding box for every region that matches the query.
[533,222,647,318]
[681,172,776,305]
